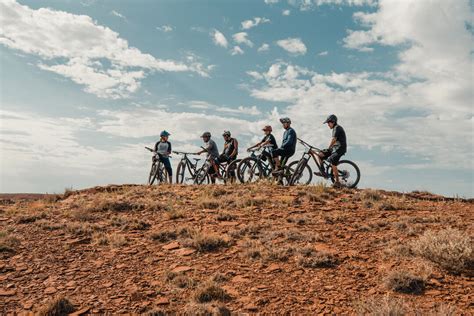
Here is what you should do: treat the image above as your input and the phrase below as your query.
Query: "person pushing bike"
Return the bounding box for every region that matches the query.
[272,117,297,173]
[196,131,221,182]
[316,114,347,187]
[154,130,173,183]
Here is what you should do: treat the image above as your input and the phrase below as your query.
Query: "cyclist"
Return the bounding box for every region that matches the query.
[154,130,173,183]
[218,131,239,164]
[272,117,297,173]
[316,114,347,187]
[196,131,221,182]
[247,125,278,166]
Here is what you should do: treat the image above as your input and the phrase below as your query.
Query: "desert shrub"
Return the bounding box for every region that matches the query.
[16,212,47,224]
[410,228,473,273]
[216,212,236,221]
[384,270,426,294]
[185,233,229,252]
[242,240,264,260]
[38,297,75,316]
[91,200,141,212]
[184,303,231,316]
[193,281,230,303]
[65,222,100,236]
[354,295,405,316]
[0,231,20,255]
[94,232,127,247]
[198,196,220,209]
[151,229,178,242]
[265,245,294,262]
[297,248,338,268]
[164,209,186,220]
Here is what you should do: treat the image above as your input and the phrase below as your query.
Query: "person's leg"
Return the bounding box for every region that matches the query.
[332,164,339,183]
[160,157,173,183]
[272,149,283,170]
[328,153,342,185]
[212,157,221,179]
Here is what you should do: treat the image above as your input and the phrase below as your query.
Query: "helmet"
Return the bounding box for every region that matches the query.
[262,125,272,132]
[323,114,338,124]
[279,117,291,124]
[160,130,171,137]
[222,130,231,137]
[201,131,211,138]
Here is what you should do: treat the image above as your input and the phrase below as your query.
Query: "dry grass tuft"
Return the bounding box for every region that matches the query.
[164,208,186,220]
[93,232,127,247]
[16,212,47,224]
[354,295,405,316]
[384,270,427,294]
[198,196,221,209]
[216,212,236,221]
[184,302,231,316]
[185,232,230,252]
[192,281,231,303]
[296,248,338,268]
[0,231,20,256]
[38,297,75,316]
[150,229,178,242]
[410,228,473,273]
[90,199,141,212]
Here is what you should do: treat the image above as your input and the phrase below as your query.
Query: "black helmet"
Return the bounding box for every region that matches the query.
[324,114,337,124]
[201,132,211,138]
[222,130,231,137]
[279,117,291,124]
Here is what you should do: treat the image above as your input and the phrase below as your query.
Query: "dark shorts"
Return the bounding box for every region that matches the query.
[322,150,345,165]
[272,148,294,159]
[217,154,236,164]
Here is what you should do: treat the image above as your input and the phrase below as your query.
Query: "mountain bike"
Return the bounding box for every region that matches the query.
[237,145,304,185]
[193,147,241,184]
[145,147,169,185]
[174,151,209,184]
[289,138,361,188]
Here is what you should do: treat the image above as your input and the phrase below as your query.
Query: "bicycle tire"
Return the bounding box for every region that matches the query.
[176,161,187,184]
[148,162,158,185]
[330,160,361,188]
[224,159,241,184]
[288,159,313,185]
[237,157,263,183]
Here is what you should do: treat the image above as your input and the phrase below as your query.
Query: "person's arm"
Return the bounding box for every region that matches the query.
[167,142,172,155]
[196,144,208,155]
[329,126,339,149]
[281,129,296,149]
[230,139,238,157]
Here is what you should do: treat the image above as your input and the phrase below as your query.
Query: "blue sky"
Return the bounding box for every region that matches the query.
[0,0,472,196]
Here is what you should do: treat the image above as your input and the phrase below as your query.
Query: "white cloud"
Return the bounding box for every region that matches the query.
[282,9,291,16]
[232,32,253,47]
[241,17,270,30]
[0,1,211,99]
[276,38,307,55]
[211,29,228,48]
[264,0,279,4]
[248,0,473,173]
[156,25,173,32]
[257,43,270,52]
[111,10,127,21]
[217,105,262,116]
[231,46,244,55]
[290,0,376,11]
[318,50,328,56]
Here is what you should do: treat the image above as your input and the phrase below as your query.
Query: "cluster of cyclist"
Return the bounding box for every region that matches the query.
[148,114,359,188]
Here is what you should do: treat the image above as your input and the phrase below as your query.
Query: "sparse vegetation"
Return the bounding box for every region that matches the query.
[0,231,20,255]
[193,281,231,303]
[38,297,75,316]
[354,295,406,316]
[410,228,473,273]
[384,270,427,294]
[185,232,230,252]
[296,248,338,268]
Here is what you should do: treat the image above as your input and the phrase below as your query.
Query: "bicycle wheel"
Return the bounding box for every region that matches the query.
[176,161,190,184]
[224,159,241,183]
[157,163,169,184]
[329,160,361,188]
[148,162,158,185]
[237,157,263,183]
[288,160,313,185]
[194,164,210,185]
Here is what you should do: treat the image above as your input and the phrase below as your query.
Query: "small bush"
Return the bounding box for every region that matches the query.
[384,270,426,294]
[411,228,473,273]
[38,297,75,316]
[186,233,229,252]
[354,295,405,316]
[184,303,231,316]
[0,232,20,255]
[16,212,47,224]
[216,212,236,221]
[297,249,338,268]
[242,240,264,260]
[151,229,178,242]
[91,200,140,212]
[165,209,186,220]
[193,281,230,303]
[198,196,220,209]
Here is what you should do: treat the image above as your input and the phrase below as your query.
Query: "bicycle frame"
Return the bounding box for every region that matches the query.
[297,139,331,178]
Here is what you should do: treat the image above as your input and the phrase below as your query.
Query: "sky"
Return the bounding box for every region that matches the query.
[0,0,472,197]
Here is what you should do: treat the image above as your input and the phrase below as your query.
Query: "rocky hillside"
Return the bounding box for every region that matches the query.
[0,184,472,315]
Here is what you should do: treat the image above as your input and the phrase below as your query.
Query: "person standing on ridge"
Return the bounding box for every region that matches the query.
[154,130,173,183]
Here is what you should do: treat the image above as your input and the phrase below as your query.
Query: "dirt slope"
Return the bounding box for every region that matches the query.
[0,184,472,315]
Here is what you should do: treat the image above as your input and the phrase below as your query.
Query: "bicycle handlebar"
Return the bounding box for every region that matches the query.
[145,146,154,152]
[297,138,322,152]
[173,151,198,155]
